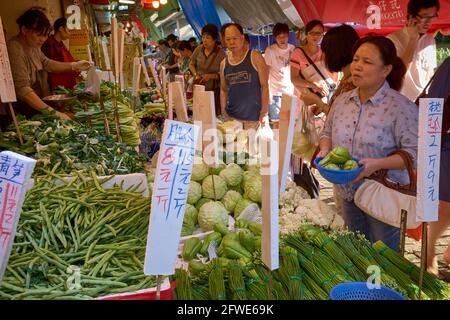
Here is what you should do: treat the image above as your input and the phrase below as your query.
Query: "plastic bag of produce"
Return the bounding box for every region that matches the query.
[291,104,318,162]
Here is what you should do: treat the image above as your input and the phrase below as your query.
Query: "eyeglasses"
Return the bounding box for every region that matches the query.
[308,32,324,37]
[415,14,438,22]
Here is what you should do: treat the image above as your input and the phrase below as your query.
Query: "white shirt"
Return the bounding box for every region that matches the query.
[264,43,295,97]
[388,27,437,101]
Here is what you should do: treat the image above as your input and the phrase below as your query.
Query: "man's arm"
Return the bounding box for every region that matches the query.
[389,20,419,68]
[252,51,269,122]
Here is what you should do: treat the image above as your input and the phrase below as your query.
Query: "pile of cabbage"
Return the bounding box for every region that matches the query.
[182,157,262,236]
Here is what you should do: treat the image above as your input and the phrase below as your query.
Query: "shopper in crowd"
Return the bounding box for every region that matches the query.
[290,20,329,100]
[319,36,417,250]
[190,24,226,115]
[424,57,450,276]
[177,40,193,74]
[219,23,232,50]
[166,33,179,49]
[164,34,180,82]
[301,24,360,115]
[220,23,269,130]
[264,23,295,129]
[387,0,440,101]
[188,37,198,51]
[41,17,80,92]
[150,39,171,63]
[7,8,91,120]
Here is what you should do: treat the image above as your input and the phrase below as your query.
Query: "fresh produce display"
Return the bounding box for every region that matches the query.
[72,82,141,146]
[174,222,450,300]
[0,114,147,176]
[0,173,156,300]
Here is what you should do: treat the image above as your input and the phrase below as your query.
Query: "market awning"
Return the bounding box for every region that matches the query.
[215,0,295,32]
[178,0,222,38]
[290,0,450,35]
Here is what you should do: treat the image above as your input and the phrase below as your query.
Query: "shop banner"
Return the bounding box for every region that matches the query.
[0,151,36,284]
[144,120,199,275]
[416,98,444,222]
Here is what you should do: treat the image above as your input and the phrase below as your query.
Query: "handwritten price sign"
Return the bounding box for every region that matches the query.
[0,151,36,284]
[417,99,444,222]
[144,120,199,275]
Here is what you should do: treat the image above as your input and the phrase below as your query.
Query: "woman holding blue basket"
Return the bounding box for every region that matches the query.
[319,36,419,250]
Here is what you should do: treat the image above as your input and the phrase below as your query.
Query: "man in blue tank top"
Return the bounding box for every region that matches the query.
[220,23,269,130]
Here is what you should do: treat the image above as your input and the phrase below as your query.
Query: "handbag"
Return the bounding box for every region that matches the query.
[354,150,421,229]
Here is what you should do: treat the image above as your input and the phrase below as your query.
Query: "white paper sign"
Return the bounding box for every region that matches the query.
[278,94,297,193]
[101,38,111,70]
[0,17,17,103]
[193,91,219,166]
[260,138,279,270]
[141,57,152,88]
[144,120,199,275]
[168,82,188,122]
[148,59,160,90]
[0,151,36,283]
[132,57,141,97]
[416,98,444,222]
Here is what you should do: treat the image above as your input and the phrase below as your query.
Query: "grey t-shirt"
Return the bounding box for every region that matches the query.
[191,44,226,90]
[7,35,52,100]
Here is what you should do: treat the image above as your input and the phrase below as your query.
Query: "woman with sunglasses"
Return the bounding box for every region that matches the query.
[387,0,440,102]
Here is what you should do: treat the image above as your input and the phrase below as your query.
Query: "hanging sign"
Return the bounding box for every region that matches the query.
[144,120,199,275]
[0,17,17,103]
[416,98,444,222]
[0,151,36,284]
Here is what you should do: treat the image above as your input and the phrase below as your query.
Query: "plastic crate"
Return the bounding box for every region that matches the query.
[96,278,175,300]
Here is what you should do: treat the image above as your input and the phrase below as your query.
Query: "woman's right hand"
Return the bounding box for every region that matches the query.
[55,111,72,121]
[309,83,327,97]
[318,146,330,158]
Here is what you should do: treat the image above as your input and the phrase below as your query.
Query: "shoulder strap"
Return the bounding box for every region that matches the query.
[298,47,328,83]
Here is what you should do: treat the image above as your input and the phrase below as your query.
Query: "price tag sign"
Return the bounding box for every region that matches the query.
[144,120,199,275]
[0,151,36,284]
[0,17,17,103]
[416,98,444,222]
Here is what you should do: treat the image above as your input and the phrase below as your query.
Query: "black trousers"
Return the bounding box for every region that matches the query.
[293,161,320,199]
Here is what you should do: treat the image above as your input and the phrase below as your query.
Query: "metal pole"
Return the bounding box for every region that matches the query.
[399,209,408,256]
[418,222,429,299]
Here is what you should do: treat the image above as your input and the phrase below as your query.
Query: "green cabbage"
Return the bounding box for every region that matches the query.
[195,198,213,211]
[198,201,229,231]
[202,175,228,200]
[244,175,262,203]
[219,163,243,187]
[181,204,199,236]
[242,171,259,189]
[187,181,202,205]
[222,190,243,212]
[191,158,210,182]
[209,161,226,175]
[234,198,256,218]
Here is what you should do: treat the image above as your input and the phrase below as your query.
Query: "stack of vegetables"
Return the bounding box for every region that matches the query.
[73,82,141,146]
[318,146,359,171]
[181,157,262,237]
[216,120,249,154]
[0,173,156,300]
[0,114,147,176]
[174,224,450,300]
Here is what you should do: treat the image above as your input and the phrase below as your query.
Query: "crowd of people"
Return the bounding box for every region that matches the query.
[1,0,448,277]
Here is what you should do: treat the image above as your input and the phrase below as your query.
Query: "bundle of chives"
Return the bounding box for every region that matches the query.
[279,247,304,300]
[192,285,210,300]
[334,234,408,298]
[349,235,424,300]
[310,231,366,281]
[272,279,290,300]
[296,251,348,293]
[285,234,354,282]
[208,259,227,300]
[228,263,248,300]
[174,269,193,300]
[303,272,329,300]
[374,241,450,300]
[243,268,270,300]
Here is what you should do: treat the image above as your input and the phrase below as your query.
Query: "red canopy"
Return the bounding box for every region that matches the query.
[291,0,450,35]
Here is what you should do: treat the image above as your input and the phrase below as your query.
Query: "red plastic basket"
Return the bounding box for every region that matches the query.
[96,279,176,300]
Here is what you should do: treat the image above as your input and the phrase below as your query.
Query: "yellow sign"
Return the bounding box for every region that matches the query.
[69,29,89,46]
[70,45,88,61]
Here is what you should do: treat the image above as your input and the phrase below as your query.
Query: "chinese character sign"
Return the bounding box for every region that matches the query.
[144,120,199,275]
[0,17,17,103]
[416,99,444,222]
[0,151,36,284]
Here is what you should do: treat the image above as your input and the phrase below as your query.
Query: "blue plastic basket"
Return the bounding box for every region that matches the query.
[314,157,364,184]
[330,282,406,300]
